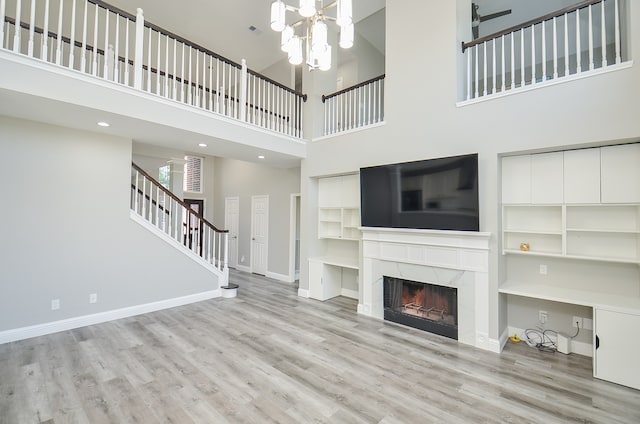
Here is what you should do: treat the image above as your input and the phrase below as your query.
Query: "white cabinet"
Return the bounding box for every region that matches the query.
[318,174,361,240]
[502,155,531,204]
[502,145,640,264]
[601,143,640,203]
[564,148,601,204]
[531,152,564,204]
[308,258,358,301]
[595,308,640,390]
[318,176,343,207]
[502,152,563,204]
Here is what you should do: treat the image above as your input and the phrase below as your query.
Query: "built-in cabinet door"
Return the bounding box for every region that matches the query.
[531,152,564,204]
[308,260,323,300]
[595,308,640,390]
[502,155,531,204]
[601,143,640,203]
[564,148,601,204]
[318,176,342,207]
[341,174,360,208]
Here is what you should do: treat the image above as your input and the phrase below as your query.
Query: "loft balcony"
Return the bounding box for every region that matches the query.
[0,0,633,154]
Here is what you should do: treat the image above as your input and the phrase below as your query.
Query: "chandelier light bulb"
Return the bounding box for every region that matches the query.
[339,22,354,49]
[281,26,294,52]
[288,36,303,65]
[270,1,286,32]
[319,44,332,71]
[299,0,316,18]
[311,20,328,54]
[336,0,353,27]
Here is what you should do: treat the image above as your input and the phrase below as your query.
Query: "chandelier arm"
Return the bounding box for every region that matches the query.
[319,1,338,13]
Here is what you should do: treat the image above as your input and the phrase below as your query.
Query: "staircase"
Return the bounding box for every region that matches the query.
[130,162,229,286]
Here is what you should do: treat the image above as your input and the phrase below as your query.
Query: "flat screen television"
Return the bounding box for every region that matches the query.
[360,153,479,231]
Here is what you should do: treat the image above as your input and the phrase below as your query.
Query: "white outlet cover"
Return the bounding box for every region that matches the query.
[51,299,60,310]
[89,293,98,304]
[539,264,548,275]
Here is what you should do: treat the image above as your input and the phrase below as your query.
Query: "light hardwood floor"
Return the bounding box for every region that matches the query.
[1,270,639,423]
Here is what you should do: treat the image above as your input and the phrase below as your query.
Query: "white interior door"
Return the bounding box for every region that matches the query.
[251,195,269,276]
[224,197,239,269]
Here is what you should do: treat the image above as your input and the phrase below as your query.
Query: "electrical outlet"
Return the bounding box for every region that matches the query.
[572,316,583,328]
[51,299,60,310]
[583,318,593,330]
[89,293,98,304]
[240,255,245,263]
[539,310,548,324]
[539,264,548,275]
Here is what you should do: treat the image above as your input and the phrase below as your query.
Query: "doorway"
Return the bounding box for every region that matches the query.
[289,194,301,282]
[224,197,240,269]
[250,195,269,276]
[184,199,204,251]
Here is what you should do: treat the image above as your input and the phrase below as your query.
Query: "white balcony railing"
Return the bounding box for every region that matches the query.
[461,0,629,102]
[0,0,306,138]
[322,74,385,136]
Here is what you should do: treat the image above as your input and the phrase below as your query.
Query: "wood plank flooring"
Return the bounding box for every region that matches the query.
[1,269,639,423]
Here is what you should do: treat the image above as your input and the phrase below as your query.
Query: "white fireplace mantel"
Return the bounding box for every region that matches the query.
[359,227,498,352]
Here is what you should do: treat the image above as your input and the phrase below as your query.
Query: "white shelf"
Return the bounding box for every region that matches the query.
[504,229,563,235]
[318,207,361,240]
[309,256,358,270]
[499,280,640,313]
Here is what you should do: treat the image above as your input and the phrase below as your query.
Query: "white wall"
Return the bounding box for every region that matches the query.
[0,117,221,333]
[298,0,640,342]
[213,158,300,279]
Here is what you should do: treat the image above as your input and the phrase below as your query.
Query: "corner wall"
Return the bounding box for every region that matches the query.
[0,116,221,335]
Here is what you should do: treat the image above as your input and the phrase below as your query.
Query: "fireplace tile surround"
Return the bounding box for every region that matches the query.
[359,227,496,352]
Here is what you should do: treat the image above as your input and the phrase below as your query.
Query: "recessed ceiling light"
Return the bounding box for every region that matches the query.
[97,121,110,127]
[258,155,265,159]
[198,143,208,147]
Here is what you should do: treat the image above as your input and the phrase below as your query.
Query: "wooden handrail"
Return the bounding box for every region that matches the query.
[462,0,604,51]
[322,74,385,103]
[131,162,228,233]
[3,3,306,101]
[4,15,300,124]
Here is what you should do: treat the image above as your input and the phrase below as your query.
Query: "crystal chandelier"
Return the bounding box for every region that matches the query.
[270,0,353,71]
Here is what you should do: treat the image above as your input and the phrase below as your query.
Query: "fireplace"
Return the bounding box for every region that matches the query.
[383,276,458,340]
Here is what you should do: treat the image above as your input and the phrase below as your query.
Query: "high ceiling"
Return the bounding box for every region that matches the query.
[105,0,386,74]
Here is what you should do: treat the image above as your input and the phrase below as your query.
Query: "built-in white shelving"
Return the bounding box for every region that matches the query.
[318,207,361,240]
[503,204,640,264]
[501,144,640,390]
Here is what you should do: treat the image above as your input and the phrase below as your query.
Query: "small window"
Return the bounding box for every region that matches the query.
[158,165,171,189]
[184,156,203,193]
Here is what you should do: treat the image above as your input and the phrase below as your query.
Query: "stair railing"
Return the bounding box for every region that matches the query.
[1,0,306,138]
[461,0,627,102]
[131,162,228,274]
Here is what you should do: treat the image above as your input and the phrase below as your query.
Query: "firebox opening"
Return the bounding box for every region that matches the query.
[383,276,458,340]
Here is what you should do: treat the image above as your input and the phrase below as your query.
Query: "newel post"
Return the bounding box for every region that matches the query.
[133,8,145,90]
[239,59,248,122]
[223,232,230,283]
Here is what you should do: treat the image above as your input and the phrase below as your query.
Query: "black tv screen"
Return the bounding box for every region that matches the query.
[360,153,479,231]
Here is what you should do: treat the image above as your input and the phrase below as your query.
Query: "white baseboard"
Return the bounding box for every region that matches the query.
[507,326,592,357]
[266,271,294,283]
[297,288,309,298]
[340,288,359,300]
[0,290,220,345]
[235,264,251,273]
